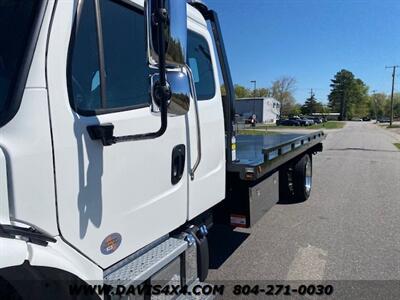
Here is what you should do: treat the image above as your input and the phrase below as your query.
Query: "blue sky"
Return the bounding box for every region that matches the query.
[206,0,400,104]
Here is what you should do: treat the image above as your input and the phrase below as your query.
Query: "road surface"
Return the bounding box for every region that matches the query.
[208,122,400,287]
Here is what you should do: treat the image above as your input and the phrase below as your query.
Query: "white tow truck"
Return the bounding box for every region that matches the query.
[0,0,324,298]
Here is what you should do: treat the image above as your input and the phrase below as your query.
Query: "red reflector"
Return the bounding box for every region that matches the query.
[230,214,247,227]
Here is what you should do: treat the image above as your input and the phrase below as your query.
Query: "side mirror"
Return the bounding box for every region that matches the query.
[151,71,191,116]
[147,0,187,67]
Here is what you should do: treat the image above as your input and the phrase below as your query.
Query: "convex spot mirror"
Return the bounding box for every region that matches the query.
[151,71,191,115]
[147,0,187,67]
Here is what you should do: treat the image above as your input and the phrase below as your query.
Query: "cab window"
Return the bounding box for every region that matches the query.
[187,31,216,101]
[69,0,149,115]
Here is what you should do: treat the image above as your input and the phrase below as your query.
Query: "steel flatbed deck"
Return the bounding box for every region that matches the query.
[228,131,325,180]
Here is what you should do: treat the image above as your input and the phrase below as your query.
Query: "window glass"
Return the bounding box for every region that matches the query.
[187,31,216,100]
[69,0,101,112]
[189,58,200,83]
[69,0,149,114]
[0,0,40,114]
[100,0,149,109]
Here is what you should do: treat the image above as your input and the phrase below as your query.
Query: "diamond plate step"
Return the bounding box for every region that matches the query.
[104,237,188,286]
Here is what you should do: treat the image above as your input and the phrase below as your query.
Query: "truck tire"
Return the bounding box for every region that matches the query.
[292,154,312,202]
[0,263,100,300]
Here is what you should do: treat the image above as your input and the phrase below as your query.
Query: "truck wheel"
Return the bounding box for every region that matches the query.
[292,154,312,202]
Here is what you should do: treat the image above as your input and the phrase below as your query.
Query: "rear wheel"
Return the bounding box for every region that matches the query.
[292,154,312,202]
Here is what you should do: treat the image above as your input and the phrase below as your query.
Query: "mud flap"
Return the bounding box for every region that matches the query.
[185,225,209,282]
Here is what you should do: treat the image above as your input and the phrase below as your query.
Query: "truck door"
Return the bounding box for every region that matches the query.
[186,24,226,219]
[46,0,188,268]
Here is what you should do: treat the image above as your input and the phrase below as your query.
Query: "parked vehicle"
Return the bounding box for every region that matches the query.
[290,116,314,126]
[277,119,301,126]
[362,117,371,121]
[0,0,325,298]
[377,117,390,123]
[308,117,323,124]
[302,117,315,125]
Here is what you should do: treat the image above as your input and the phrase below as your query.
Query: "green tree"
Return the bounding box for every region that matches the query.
[256,88,271,97]
[328,69,353,119]
[301,94,323,115]
[371,93,388,118]
[328,69,369,120]
[289,103,302,116]
[234,84,252,98]
[349,79,369,117]
[393,93,400,118]
[221,84,271,98]
[320,105,331,117]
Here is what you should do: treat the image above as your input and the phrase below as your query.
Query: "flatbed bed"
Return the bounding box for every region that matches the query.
[228,131,325,181]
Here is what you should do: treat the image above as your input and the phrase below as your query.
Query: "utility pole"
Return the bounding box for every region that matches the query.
[340,87,345,121]
[372,90,378,121]
[251,80,257,97]
[308,88,315,115]
[250,80,257,120]
[385,65,399,126]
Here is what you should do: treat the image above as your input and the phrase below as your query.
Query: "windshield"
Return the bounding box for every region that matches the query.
[0,0,41,117]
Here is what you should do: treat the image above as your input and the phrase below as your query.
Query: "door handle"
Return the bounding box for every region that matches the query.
[171,145,186,185]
